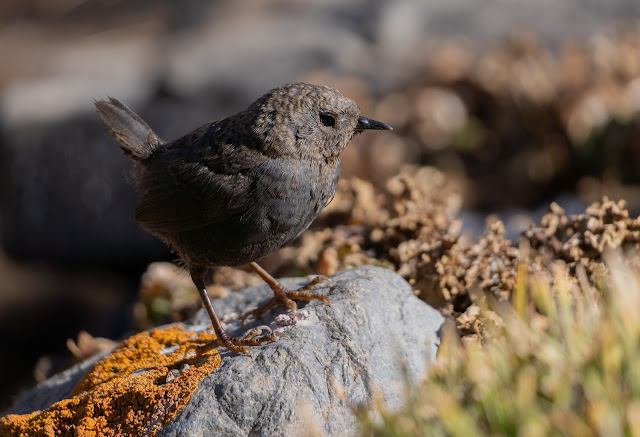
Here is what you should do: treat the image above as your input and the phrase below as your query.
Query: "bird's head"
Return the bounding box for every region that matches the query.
[245,83,391,160]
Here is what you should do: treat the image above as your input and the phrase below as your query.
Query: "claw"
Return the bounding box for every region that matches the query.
[184,323,282,357]
[303,275,332,289]
[285,299,297,313]
[184,343,200,357]
[239,308,257,328]
[187,340,220,356]
[239,275,332,324]
[315,275,332,283]
[244,325,272,340]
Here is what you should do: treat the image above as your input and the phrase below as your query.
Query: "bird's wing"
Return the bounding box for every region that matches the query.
[134,147,253,233]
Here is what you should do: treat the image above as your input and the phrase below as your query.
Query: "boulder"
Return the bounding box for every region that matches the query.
[3,266,443,436]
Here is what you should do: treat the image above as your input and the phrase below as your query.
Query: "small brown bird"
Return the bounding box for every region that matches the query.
[96,83,391,355]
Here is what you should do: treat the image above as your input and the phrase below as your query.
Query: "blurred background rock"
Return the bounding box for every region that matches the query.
[1,0,639,408]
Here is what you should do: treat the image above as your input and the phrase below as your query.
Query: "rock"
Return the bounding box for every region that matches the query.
[162,266,443,436]
[5,350,110,416]
[2,266,443,436]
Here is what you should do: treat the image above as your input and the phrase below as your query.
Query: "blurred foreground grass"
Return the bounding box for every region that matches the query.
[356,248,640,436]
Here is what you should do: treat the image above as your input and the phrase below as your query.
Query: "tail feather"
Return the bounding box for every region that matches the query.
[95,97,161,161]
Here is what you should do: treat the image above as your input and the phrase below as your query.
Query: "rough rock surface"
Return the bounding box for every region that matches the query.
[3,266,443,436]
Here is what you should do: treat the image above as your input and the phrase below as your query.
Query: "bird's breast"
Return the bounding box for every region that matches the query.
[248,158,338,242]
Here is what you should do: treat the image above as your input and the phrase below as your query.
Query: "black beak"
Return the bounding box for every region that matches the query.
[355,115,393,131]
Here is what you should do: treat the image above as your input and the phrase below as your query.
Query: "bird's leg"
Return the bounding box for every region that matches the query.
[191,274,283,355]
[240,262,332,325]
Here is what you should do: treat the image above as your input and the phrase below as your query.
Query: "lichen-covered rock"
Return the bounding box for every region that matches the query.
[1,327,221,436]
[2,266,443,437]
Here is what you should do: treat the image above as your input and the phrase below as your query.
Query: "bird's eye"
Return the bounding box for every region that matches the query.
[320,113,335,128]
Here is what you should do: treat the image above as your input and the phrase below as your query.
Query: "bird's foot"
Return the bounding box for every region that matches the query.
[190,325,289,357]
[240,275,332,326]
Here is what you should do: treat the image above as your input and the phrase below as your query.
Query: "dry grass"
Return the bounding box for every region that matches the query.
[356,249,640,436]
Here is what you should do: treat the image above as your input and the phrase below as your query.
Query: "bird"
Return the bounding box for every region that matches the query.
[95,83,392,355]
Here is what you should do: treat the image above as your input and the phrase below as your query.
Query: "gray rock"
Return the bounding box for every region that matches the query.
[4,266,443,436]
[5,350,111,416]
[163,266,443,436]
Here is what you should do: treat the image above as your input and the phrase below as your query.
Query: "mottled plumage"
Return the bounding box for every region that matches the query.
[96,83,391,354]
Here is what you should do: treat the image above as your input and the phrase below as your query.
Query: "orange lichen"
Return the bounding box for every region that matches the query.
[0,326,220,437]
